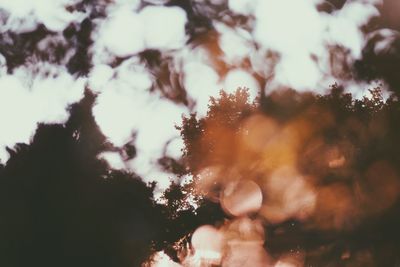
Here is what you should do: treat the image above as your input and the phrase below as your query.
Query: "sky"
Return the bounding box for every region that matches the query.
[0,0,397,190]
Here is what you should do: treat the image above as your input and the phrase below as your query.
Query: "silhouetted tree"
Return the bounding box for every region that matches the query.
[2,85,400,267]
[172,86,400,266]
[0,90,169,267]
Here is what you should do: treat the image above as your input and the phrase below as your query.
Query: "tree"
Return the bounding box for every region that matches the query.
[0,90,169,267]
[171,86,400,266]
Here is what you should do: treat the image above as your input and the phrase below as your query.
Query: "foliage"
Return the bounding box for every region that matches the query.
[3,85,400,266]
[174,85,400,266]
[0,91,169,267]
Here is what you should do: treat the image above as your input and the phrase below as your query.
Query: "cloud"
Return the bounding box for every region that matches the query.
[140,6,187,50]
[251,0,380,91]
[93,4,187,61]
[96,8,145,58]
[0,0,86,32]
[0,63,85,162]
[228,0,256,15]
[91,58,187,187]
[223,68,259,97]
[0,0,394,188]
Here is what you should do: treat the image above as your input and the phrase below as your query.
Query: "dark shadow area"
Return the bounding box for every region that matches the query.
[174,87,400,266]
[354,0,400,94]
[0,91,169,267]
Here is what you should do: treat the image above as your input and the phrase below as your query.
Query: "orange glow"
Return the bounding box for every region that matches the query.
[314,183,357,230]
[189,225,224,266]
[260,166,316,223]
[360,161,400,214]
[221,218,269,267]
[191,225,223,254]
[221,180,263,217]
[181,99,400,266]
[240,114,279,153]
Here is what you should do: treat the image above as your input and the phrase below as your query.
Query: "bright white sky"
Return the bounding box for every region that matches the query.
[0,0,388,189]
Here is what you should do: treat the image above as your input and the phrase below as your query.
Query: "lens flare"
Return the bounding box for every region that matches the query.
[221,180,263,217]
[190,225,223,265]
[260,166,317,224]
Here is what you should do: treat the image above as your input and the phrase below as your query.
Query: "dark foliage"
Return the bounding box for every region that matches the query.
[0,6,97,76]
[175,86,400,266]
[139,49,189,105]
[355,33,400,94]
[353,0,400,94]
[1,85,400,266]
[65,18,93,76]
[0,24,52,72]
[0,91,169,267]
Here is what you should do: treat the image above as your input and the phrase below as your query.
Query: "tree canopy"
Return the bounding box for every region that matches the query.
[170,85,400,266]
[1,85,400,266]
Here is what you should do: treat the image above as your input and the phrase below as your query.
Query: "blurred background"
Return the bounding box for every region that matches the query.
[0,0,399,191]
